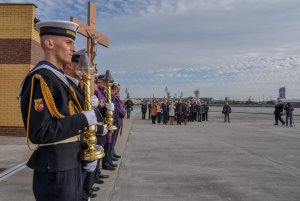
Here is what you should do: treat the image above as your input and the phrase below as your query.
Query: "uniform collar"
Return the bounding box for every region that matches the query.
[65,74,80,87]
[36,61,65,74]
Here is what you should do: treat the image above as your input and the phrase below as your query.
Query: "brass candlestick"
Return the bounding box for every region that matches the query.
[77,53,105,161]
[104,70,117,131]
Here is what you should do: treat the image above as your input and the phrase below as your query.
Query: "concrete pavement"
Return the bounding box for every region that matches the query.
[0,111,300,201]
[110,112,300,201]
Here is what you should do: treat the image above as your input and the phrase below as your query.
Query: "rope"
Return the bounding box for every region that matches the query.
[69,86,83,112]
[26,75,39,151]
[26,74,82,151]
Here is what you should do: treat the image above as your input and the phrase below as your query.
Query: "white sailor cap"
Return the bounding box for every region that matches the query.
[72,49,86,62]
[36,20,79,40]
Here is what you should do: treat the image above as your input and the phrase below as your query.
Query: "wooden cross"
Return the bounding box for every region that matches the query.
[70,1,109,92]
[70,1,109,66]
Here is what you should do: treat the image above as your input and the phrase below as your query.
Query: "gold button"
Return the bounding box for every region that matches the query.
[78,130,81,133]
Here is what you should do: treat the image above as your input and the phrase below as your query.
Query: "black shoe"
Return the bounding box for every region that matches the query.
[113,154,121,158]
[90,193,97,198]
[102,164,115,171]
[95,178,104,184]
[92,187,100,192]
[109,162,118,167]
[98,173,109,179]
[111,157,119,161]
[273,123,278,125]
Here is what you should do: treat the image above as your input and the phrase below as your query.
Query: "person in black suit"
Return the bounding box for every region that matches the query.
[273,101,285,126]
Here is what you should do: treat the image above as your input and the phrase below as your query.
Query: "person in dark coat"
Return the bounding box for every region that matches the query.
[93,75,112,183]
[95,76,117,172]
[162,100,169,124]
[222,102,231,123]
[64,50,103,201]
[191,101,197,122]
[203,102,209,121]
[148,102,151,120]
[273,101,285,126]
[104,84,124,171]
[141,101,147,120]
[175,99,184,125]
[197,101,203,122]
[124,99,133,118]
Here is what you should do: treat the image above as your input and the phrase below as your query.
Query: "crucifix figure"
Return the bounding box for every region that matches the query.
[70,1,109,93]
[70,1,109,71]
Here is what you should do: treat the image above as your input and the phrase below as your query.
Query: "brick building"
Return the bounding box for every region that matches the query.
[0,3,43,136]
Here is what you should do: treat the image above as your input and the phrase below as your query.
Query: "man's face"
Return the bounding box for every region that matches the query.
[64,62,77,72]
[53,37,76,65]
[116,86,120,95]
[112,87,118,95]
[96,79,105,89]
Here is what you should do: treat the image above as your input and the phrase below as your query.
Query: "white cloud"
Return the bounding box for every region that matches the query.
[3,0,300,99]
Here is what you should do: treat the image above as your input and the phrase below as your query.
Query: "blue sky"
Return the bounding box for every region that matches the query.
[5,0,300,100]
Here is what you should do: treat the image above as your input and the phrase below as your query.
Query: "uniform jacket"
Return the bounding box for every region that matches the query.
[20,61,89,172]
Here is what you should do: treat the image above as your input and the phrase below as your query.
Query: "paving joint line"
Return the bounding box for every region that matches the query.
[0,160,27,182]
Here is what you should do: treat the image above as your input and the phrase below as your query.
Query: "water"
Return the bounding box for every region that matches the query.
[210,106,300,115]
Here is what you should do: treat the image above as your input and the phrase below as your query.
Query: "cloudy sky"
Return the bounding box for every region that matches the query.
[5,0,300,100]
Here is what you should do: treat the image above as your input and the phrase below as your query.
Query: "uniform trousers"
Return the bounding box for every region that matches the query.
[94,135,107,179]
[81,169,95,201]
[33,165,82,201]
[103,140,113,165]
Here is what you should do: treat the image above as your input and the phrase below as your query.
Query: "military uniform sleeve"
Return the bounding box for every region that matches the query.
[21,72,89,144]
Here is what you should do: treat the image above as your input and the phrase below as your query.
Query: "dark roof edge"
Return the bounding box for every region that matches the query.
[0,3,37,8]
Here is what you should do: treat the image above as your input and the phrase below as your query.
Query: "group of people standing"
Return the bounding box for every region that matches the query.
[274,101,295,127]
[18,20,126,201]
[141,99,209,125]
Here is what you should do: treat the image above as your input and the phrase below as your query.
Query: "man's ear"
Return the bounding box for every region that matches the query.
[44,38,54,50]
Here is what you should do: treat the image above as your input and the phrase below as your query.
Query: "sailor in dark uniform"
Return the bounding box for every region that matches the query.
[18,20,101,201]
[64,49,107,201]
